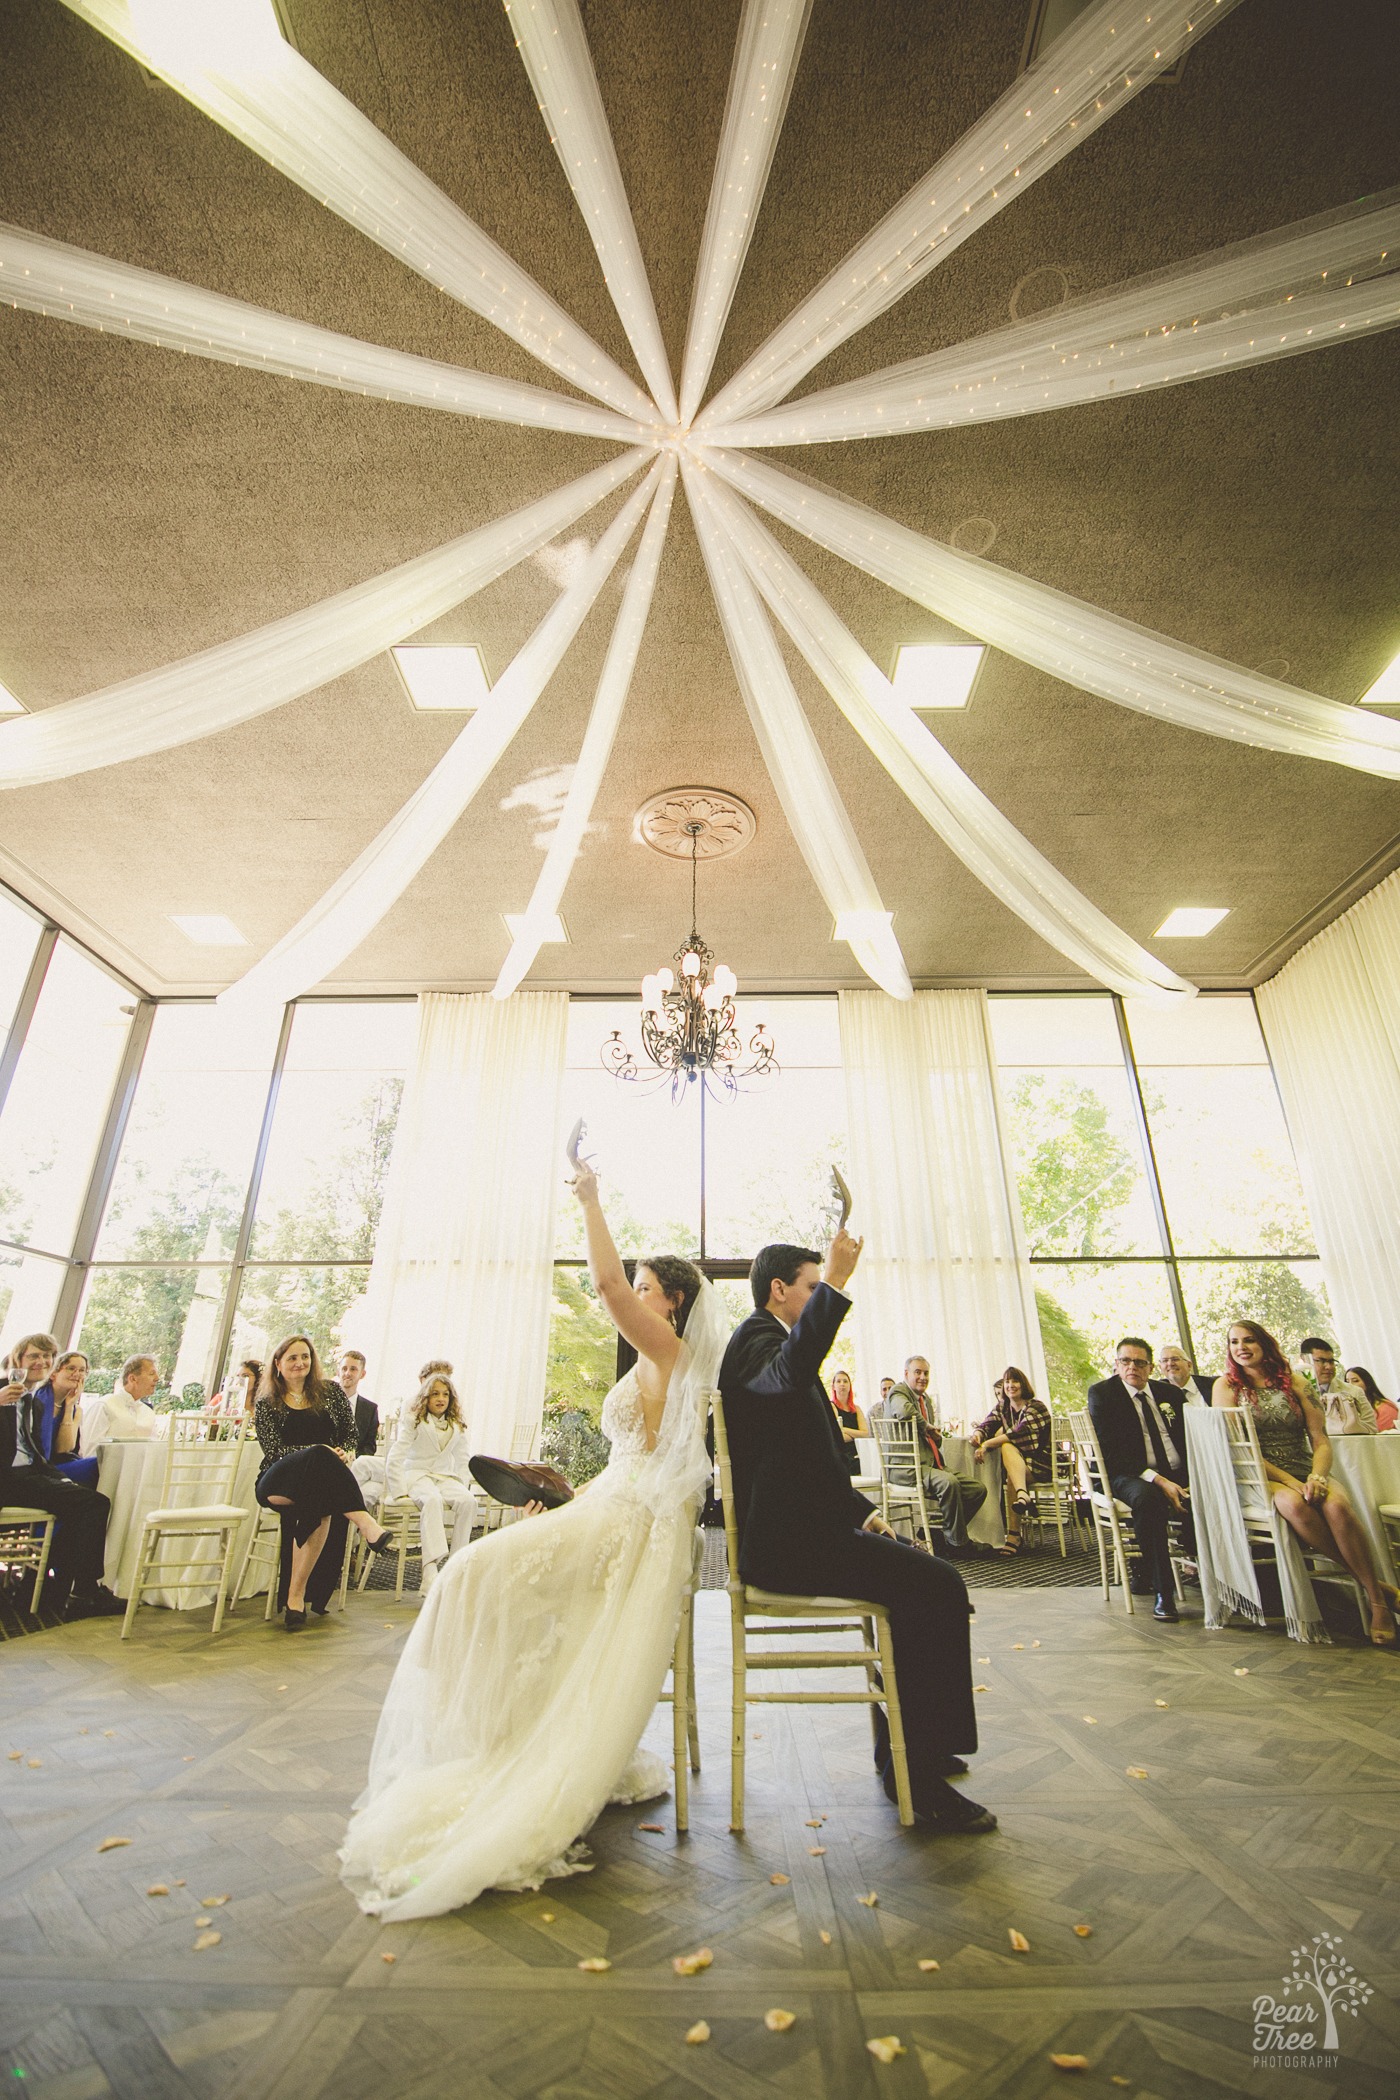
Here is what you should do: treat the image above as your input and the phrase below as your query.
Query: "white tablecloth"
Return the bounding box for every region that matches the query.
[939,1435,1005,1548]
[1329,1433,1400,1586]
[97,1435,266,1607]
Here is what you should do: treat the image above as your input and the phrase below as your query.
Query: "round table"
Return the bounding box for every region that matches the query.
[937,1434,1006,1548]
[97,1433,267,1606]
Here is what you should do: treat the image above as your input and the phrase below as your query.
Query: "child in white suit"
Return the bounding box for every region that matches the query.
[384,1373,479,1592]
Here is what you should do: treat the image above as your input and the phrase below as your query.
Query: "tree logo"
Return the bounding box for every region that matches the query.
[1253,1933,1373,2067]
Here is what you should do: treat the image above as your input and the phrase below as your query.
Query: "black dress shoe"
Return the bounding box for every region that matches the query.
[1129,1576,1155,1595]
[886,1772,997,1831]
[1153,1594,1180,1622]
[284,1607,308,1630]
[933,1754,969,1776]
[66,1586,125,1620]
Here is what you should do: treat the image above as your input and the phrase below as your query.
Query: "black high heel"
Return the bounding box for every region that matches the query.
[366,1527,396,1556]
[284,1607,307,1631]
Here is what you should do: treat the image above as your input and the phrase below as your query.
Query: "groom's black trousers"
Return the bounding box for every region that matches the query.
[743,1529,978,1777]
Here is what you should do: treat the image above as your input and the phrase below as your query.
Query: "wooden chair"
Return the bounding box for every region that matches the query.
[657,1531,702,1831]
[711,1393,913,1833]
[359,1494,424,1601]
[870,1415,935,1543]
[1028,1419,1087,1558]
[121,1417,251,1638]
[0,1506,58,1614]
[1065,1408,1138,1614]
[1218,1406,1368,1635]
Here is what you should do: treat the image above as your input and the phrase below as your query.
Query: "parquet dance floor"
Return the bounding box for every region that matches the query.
[2,1585,1397,2098]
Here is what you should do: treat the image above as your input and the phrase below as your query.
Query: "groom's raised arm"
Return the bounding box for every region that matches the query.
[736,1283,850,1400]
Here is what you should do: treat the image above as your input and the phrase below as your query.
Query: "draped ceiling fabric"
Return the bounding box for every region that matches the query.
[1256,870,1400,1394]
[4,0,1395,1007]
[357,991,569,1456]
[839,989,1048,1435]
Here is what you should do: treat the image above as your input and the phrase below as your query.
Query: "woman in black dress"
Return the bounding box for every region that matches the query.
[828,1368,868,1478]
[255,1334,394,1628]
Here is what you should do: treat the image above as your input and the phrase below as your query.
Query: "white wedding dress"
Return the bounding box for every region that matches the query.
[339,1282,728,1920]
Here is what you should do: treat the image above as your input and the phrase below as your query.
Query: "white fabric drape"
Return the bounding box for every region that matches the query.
[504,0,677,423]
[696,0,1243,428]
[61,0,659,425]
[678,0,812,424]
[494,458,677,998]
[839,988,1047,1435]
[357,991,568,1459]
[1256,868,1400,1393]
[0,224,650,443]
[218,464,660,1012]
[708,189,1400,446]
[710,449,1400,780]
[685,464,912,999]
[0,450,648,789]
[704,471,1192,1002]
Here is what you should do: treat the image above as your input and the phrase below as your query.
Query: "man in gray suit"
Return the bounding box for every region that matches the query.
[883,1356,986,1554]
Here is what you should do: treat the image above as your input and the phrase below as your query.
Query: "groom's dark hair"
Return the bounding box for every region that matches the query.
[750,1243,821,1312]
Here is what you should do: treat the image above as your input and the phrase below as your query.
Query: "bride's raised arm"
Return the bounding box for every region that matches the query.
[570,1159,683,1377]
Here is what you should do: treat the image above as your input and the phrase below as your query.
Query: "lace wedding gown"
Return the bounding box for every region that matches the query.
[339,1284,727,1920]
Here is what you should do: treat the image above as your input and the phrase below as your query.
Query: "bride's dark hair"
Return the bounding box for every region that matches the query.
[636,1254,704,1336]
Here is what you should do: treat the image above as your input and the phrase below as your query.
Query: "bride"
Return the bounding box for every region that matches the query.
[339,1149,729,1919]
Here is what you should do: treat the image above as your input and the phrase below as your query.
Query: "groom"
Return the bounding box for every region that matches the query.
[718,1232,994,1833]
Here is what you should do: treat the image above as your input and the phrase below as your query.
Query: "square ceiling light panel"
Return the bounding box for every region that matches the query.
[1359,652,1400,706]
[392,644,492,711]
[0,680,25,716]
[170,914,248,946]
[891,644,985,710]
[503,913,568,944]
[1154,907,1230,938]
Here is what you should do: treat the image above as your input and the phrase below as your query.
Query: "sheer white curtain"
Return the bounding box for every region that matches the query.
[359,991,569,1460]
[1256,870,1400,1392]
[839,989,1046,1434]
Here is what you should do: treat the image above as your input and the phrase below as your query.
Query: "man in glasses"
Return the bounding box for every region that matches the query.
[1087,1338,1194,1623]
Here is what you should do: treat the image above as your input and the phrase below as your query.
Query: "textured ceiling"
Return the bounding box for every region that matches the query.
[1,0,1397,998]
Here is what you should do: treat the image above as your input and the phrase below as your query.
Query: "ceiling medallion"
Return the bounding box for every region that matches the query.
[604,810,776,1101]
[635,788,757,861]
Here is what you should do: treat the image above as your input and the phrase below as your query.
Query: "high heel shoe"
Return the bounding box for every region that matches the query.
[1369,1585,1398,1648]
[366,1527,396,1556]
[284,1606,307,1631]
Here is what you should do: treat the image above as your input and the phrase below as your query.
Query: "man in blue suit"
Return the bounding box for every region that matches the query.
[718,1233,993,1833]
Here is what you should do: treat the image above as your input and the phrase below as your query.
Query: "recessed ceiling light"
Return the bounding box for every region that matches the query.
[503,913,568,944]
[392,644,491,711]
[1154,907,1229,938]
[1359,652,1400,707]
[891,643,985,710]
[0,680,25,717]
[170,914,248,947]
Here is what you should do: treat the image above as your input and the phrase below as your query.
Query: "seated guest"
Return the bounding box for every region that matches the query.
[1087,1339,1193,1621]
[34,1351,99,1487]
[1300,1337,1376,1435]
[1215,1321,1396,1646]
[1157,1343,1213,1416]
[339,1349,377,1455]
[0,1343,122,1618]
[1347,1366,1397,1433]
[973,1367,1052,1557]
[876,1376,895,1412]
[207,1359,261,1431]
[254,1333,395,1629]
[83,1355,162,1445]
[885,1356,987,1552]
[384,1372,479,1593]
[829,1369,868,1475]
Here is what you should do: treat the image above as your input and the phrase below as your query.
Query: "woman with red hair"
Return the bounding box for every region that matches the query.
[1213,1320,1397,1648]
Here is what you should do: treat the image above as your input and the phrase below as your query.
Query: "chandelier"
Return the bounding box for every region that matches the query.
[602,819,777,1099]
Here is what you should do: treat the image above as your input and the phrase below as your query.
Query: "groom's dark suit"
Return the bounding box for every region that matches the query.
[718,1282,977,1792]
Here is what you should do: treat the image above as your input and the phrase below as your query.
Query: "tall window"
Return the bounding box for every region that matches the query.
[990,992,1331,1403]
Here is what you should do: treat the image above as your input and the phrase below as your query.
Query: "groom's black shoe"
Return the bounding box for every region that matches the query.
[883,1771,997,1832]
